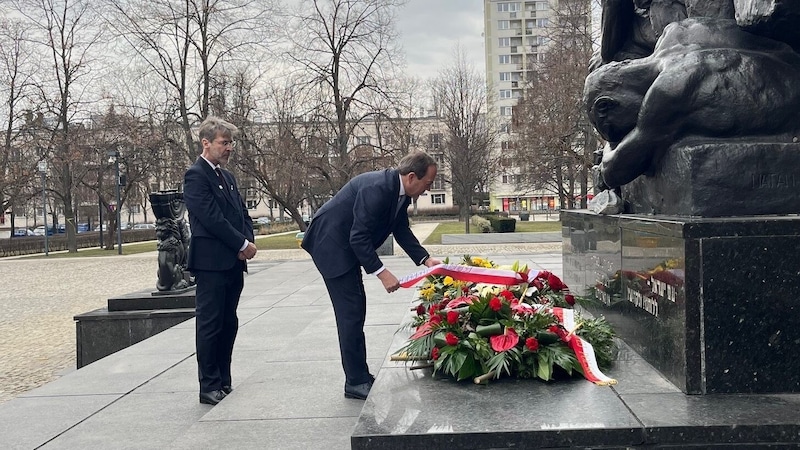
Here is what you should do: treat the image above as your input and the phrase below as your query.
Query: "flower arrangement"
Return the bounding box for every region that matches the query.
[394,256,617,385]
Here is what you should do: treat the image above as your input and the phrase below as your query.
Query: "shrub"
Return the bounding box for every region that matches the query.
[481,214,517,233]
[470,215,492,233]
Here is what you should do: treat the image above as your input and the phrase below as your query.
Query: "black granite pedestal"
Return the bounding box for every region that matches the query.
[351,310,800,449]
[74,289,195,368]
[561,209,800,395]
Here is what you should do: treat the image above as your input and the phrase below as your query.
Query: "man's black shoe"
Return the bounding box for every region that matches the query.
[344,380,373,400]
[222,385,233,395]
[199,390,227,405]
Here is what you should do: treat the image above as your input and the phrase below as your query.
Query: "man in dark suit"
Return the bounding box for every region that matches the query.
[302,152,442,400]
[184,116,257,406]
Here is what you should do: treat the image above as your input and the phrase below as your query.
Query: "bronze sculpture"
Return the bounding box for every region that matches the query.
[149,190,194,292]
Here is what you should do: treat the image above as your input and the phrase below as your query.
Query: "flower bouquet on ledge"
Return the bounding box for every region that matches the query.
[393,256,617,385]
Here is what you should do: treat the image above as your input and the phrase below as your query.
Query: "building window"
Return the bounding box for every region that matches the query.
[356,136,370,145]
[537,18,549,28]
[500,106,513,116]
[502,175,509,184]
[431,193,446,204]
[246,199,258,209]
[499,55,512,64]
[433,152,445,165]
[537,36,548,45]
[428,133,441,149]
[501,141,515,150]
[499,89,512,99]
[536,1,548,11]
[498,20,510,29]
[499,72,512,81]
[432,176,445,190]
[501,122,512,133]
[497,2,520,12]
[498,37,511,47]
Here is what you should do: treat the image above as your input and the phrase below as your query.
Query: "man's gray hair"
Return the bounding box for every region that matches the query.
[197,116,239,143]
[397,152,436,178]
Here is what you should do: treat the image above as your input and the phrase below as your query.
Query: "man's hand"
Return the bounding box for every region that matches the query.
[424,257,442,268]
[241,241,258,260]
[376,270,400,293]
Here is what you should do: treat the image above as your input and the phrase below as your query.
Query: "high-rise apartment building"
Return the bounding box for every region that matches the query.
[484,0,559,213]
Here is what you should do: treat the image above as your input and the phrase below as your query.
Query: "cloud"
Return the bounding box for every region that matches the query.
[395,0,485,80]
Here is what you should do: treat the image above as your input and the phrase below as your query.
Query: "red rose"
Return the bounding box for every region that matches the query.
[429,314,443,325]
[525,337,540,352]
[500,290,515,301]
[489,297,502,311]
[446,310,459,325]
[428,304,441,315]
[431,347,440,360]
[416,304,426,315]
[490,327,519,352]
[547,273,567,291]
[564,293,576,306]
[532,279,544,290]
[445,332,459,346]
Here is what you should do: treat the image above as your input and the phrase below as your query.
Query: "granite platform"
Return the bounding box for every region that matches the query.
[4,251,800,449]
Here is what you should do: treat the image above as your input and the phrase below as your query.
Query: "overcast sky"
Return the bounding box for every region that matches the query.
[394,0,486,80]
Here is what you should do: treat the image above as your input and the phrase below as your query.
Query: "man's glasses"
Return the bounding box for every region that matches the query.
[214,139,236,148]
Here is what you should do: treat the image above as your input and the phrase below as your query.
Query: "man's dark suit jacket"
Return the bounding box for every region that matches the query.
[302,168,429,279]
[184,158,254,272]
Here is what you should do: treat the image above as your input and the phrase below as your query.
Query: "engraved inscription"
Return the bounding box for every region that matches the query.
[751,173,798,189]
[628,288,659,317]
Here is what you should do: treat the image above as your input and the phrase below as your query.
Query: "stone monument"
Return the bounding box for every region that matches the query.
[564,0,800,394]
[150,190,194,293]
[74,190,196,367]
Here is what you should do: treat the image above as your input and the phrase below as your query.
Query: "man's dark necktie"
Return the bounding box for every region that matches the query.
[215,168,230,197]
[395,195,407,217]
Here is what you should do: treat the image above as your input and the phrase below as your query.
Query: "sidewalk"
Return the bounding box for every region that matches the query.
[0,225,563,449]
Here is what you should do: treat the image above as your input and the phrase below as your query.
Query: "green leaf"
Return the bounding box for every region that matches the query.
[476,323,503,336]
[537,350,553,381]
[457,355,480,381]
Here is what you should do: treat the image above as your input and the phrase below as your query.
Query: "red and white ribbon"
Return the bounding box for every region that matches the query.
[551,307,617,386]
[399,264,537,288]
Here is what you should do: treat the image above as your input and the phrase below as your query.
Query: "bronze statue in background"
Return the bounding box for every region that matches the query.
[150,190,194,292]
[586,0,800,216]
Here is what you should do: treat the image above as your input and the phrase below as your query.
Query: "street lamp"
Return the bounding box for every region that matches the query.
[107,150,122,255]
[37,160,48,256]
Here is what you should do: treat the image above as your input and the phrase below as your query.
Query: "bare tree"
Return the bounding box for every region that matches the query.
[286,0,406,192]
[431,47,499,232]
[0,19,38,233]
[10,0,105,251]
[233,78,328,231]
[104,0,278,163]
[512,0,598,209]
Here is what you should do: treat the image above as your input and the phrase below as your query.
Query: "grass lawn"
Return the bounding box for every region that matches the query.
[24,230,304,258]
[21,219,561,257]
[422,220,562,245]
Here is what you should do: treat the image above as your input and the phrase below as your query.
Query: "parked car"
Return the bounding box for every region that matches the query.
[132,223,156,230]
[256,217,271,225]
[33,226,52,236]
[12,228,34,237]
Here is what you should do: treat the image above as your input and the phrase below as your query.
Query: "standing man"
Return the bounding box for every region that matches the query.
[302,152,442,400]
[184,116,257,406]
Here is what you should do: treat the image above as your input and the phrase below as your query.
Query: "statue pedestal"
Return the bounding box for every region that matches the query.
[623,143,800,216]
[74,288,195,368]
[562,209,800,394]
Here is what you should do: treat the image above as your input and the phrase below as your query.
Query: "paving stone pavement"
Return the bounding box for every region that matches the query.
[0,222,561,406]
